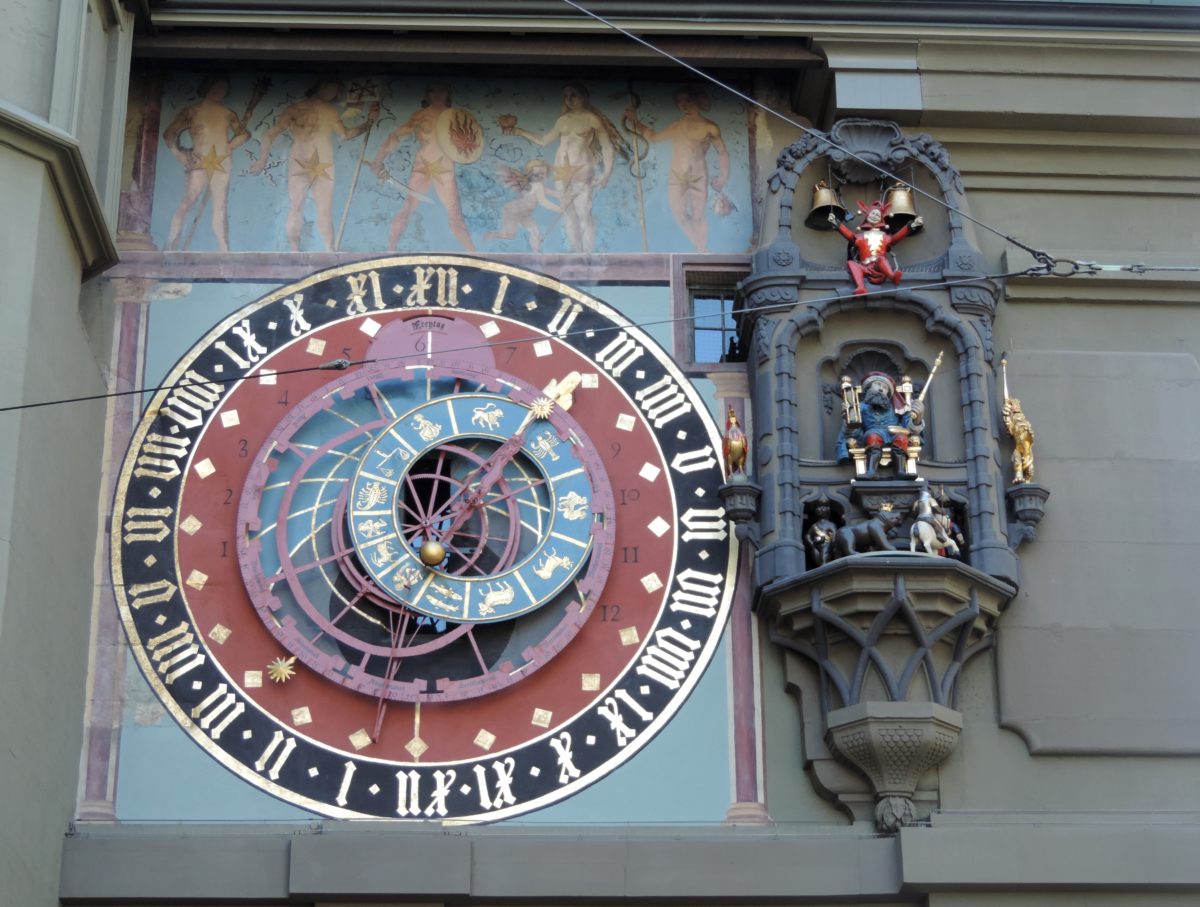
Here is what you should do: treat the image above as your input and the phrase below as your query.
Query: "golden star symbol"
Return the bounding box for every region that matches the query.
[553,161,585,184]
[267,655,298,683]
[414,157,452,182]
[198,146,229,176]
[670,166,703,191]
[294,150,332,185]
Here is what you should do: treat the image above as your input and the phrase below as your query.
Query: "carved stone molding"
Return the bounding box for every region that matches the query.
[760,553,1013,831]
[0,100,118,279]
[826,702,963,833]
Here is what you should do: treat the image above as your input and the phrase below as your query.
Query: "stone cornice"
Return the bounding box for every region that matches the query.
[0,102,118,280]
[144,1,1200,35]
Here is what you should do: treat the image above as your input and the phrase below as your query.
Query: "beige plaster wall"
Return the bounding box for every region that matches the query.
[0,152,109,907]
[0,0,59,120]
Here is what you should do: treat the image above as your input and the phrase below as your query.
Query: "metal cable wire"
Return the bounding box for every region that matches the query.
[0,268,1031,415]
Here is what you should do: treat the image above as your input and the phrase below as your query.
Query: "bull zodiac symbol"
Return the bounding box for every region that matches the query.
[478,581,515,616]
[533,549,573,580]
[471,402,504,432]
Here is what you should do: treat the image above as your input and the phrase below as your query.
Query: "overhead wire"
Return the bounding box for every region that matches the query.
[3,4,1194,416]
[0,267,1032,416]
[557,0,1060,271]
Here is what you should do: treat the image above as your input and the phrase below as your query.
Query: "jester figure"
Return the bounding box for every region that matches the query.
[828,201,924,296]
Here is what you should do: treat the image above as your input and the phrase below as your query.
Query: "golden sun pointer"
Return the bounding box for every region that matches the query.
[530,397,555,420]
[267,655,298,683]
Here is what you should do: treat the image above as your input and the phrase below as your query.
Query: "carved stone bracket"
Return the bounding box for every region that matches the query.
[1006,482,1050,551]
[760,554,1014,832]
[826,701,963,833]
[720,478,762,549]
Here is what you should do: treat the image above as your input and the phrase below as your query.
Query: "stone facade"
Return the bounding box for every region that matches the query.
[0,2,1198,905]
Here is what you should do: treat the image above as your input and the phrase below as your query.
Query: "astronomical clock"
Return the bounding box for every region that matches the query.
[112,256,736,820]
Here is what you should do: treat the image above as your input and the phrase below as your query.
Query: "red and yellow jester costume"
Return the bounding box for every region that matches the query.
[830,200,923,296]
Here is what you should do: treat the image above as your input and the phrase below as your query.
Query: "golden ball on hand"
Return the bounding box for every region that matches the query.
[418,539,446,567]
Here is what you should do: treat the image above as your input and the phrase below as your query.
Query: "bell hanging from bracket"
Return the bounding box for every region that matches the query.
[805,179,848,231]
[884,183,918,229]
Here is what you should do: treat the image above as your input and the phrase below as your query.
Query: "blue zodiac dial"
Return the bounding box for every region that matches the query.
[347,374,603,623]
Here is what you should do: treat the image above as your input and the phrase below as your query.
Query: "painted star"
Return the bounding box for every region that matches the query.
[553,161,585,184]
[670,166,703,191]
[294,150,332,185]
[198,146,229,176]
[414,157,452,182]
[267,655,298,683]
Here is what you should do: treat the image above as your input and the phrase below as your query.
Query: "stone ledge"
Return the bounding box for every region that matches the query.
[900,822,1200,890]
[0,101,118,280]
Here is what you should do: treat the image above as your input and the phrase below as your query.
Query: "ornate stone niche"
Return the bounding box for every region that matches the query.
[728,119,1045,831]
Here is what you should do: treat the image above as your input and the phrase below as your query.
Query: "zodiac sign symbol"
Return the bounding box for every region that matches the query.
[357,518,388,538]
[373,446,411,477]
[370,541,398,567]
[356,481,389,509]
[533,549,573,580]
[412,413,442,442]
[394,566,420,590]
[429,581,462,601]
[478,581,515,616]
[556,491,589,520]
[425,596,460,614]
[529,430,561,462]
[471,402,504,432]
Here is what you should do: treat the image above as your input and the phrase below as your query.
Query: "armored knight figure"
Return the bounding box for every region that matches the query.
[837,372,924,478]
[909,483,961,557]
[829,200,923,296]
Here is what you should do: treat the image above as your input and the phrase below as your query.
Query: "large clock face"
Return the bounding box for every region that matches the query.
[113,256,736,820]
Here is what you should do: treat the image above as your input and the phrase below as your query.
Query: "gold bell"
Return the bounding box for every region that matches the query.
[805,180,848,231]
[884,184,918,228]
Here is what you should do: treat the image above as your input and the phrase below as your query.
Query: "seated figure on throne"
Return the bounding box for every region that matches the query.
[836,372,924,478]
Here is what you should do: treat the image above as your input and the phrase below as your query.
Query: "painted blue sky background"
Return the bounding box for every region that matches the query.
[149,73,754,255]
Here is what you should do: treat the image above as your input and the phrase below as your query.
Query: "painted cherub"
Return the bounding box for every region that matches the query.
[483,159,561,252]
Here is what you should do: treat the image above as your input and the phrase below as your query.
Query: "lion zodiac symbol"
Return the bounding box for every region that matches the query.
[471,402,504,432]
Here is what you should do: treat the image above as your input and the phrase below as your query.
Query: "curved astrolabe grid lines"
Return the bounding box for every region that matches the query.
[242,365,604,704]
[116,255,736,820]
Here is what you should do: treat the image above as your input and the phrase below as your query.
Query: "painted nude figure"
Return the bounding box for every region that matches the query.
[249,79,379,251]
[163,75,251,251]
[624,88,731,251]
[501,83,624,253]
[483,159,560,252]
[371,84,476,251]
